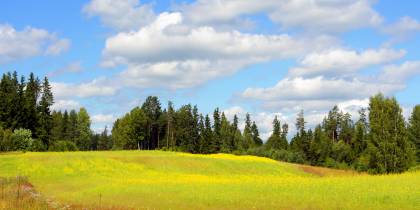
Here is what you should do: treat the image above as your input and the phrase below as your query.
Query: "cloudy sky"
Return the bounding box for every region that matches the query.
[1,0,420,139]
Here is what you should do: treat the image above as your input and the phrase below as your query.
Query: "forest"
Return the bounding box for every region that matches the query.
[0,72,419,174]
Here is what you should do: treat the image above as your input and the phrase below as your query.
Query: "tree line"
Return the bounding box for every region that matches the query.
[0,72,110,152]
[112,95,419,174]
[0,72,419,174]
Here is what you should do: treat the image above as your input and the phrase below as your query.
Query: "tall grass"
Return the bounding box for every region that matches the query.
[0,151,419,209]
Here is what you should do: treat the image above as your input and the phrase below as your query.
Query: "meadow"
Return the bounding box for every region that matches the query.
[0,151,419,210]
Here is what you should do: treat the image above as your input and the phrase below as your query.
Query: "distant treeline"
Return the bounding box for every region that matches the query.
[0,72,419,174]
[112,95,419,174]
[0,71,110,152]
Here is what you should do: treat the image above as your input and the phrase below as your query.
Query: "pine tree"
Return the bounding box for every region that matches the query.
[291,110,307,153]
[324,106,342,143]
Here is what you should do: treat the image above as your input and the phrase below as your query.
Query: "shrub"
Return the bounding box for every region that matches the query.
[31,139,47,152]
[11,129,33,151]
[49,141,78,152]
[0,129,13,151]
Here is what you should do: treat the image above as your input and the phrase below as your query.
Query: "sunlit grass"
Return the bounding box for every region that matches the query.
[0,150,419,209]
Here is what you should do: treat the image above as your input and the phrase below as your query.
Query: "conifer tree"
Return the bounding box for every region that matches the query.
[24,73,40,135]
[37,77,54,146]
[266,116,284,150]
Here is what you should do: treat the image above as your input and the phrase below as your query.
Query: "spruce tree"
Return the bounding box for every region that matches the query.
[266,116,283,150]
[212,108,221,152]
[24,73,40,136]
[37,77,54,147]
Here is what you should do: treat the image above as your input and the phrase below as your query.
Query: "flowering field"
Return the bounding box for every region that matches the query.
[0,151,419,209]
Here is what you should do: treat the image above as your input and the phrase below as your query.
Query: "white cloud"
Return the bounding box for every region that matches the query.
[242,76,402,101]
[268,0,382,33]
[52,78,118,99]
[241,76,404,112]
[0,24,70,64]
[179,0,382,33]
[102,12,336,89]
[382,16,420,42]
[45,38,71,55]
[380,61,420,82]
[51,100,81,111]
[92,114,116,123]
[48,61,83,77]
[83,0,155,31]
[289,48,405,77]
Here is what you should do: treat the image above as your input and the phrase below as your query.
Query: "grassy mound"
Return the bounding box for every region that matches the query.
[0,151,418,209]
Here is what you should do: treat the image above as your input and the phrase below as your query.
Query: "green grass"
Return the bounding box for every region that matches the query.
[0,151,419,209]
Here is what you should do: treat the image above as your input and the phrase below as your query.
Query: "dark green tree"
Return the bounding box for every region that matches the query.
[408,105,420,162]
[36,77,54,146]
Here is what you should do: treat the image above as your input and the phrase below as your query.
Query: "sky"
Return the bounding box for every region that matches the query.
[1,0,420,139]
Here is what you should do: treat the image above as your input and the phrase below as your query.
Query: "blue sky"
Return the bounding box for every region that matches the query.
[1,0,420,139]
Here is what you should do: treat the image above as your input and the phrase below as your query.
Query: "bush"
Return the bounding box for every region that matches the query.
[11,129,33,151]
[49,141,78,152]
[354,153,370,172]
[287,151,305,164]
[31,139,47,152]
[0,128,13,151]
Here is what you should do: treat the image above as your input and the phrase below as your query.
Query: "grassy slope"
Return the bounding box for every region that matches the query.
[0,151,419,210]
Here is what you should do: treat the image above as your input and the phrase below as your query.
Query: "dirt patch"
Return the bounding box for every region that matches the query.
[296,164,361,177]
[299,165,326,177]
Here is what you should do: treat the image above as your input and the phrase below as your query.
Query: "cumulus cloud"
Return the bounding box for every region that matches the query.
[52,78,118,99]
[102,12,336,89]
[45,38,71,55]
[51,100,81,111]
[179,0,382,33]
[289,48,405,77]
[91,114,116,124]
[48,61,83,77]
[380,61,420,82]
[83,0,155,31]
[241,76,404,112]
[0,24,70,64]
[382,16,420,42]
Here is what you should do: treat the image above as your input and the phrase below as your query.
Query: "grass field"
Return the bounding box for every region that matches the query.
[0,151,419,209]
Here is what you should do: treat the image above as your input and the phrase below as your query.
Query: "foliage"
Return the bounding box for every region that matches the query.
[11,128,33,151]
